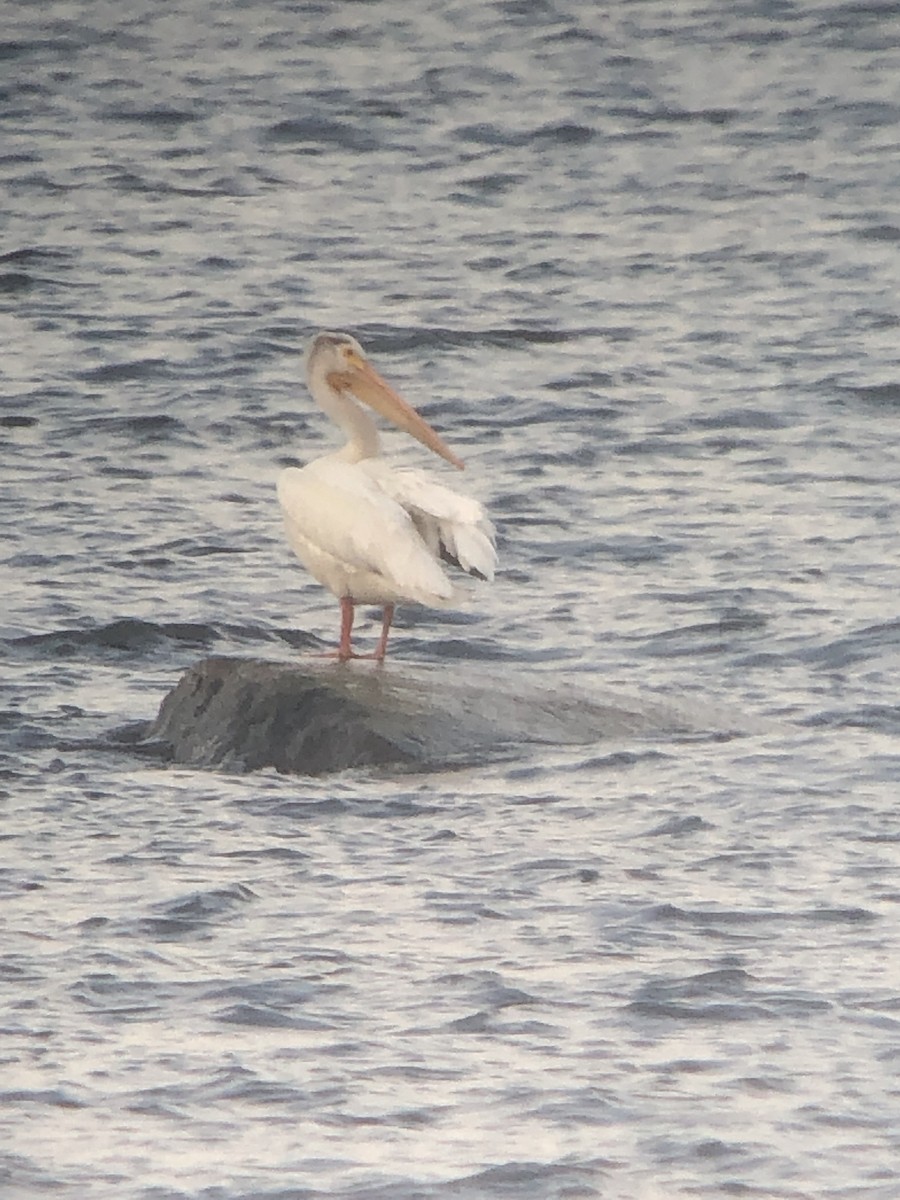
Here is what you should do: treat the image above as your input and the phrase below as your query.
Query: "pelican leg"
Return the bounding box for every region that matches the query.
[374,604,395,662]
[338,595,355,661]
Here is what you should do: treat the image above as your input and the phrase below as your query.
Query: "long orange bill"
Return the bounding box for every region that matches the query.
[327,361,464,470]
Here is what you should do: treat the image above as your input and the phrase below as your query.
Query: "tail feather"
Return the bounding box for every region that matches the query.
[439,521,497,581]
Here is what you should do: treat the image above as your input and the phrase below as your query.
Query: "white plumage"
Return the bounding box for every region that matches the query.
[277,332,496,661]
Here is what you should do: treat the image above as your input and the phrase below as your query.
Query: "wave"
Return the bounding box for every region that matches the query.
[3,618,323,663]
[7,618,219,657]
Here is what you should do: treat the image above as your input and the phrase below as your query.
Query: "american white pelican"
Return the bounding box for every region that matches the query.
[277,332,497,661]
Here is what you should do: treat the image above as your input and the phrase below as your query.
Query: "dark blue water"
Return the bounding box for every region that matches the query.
[4,2,900,1197]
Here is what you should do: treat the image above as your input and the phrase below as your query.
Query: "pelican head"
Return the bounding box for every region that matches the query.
[306,331,464,470]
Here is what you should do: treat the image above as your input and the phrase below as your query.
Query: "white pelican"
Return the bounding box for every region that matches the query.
[277,331,497,661]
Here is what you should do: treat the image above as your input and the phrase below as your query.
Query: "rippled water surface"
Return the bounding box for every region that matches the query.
[4,2,900,1197]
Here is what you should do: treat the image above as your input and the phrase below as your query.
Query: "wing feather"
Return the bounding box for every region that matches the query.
[277,460,453,602]
[361,462,498,582]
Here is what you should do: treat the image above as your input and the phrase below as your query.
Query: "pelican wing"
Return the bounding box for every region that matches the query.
[361,461,498,582]
[277,460,453,603]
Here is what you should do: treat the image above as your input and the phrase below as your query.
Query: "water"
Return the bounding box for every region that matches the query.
[4,1,900,1196]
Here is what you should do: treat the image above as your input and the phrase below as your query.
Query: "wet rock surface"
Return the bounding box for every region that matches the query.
[136,655,693,774]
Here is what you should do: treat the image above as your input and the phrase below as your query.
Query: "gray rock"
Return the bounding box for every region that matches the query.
[135,655,713,775]
[142,656,411,773]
